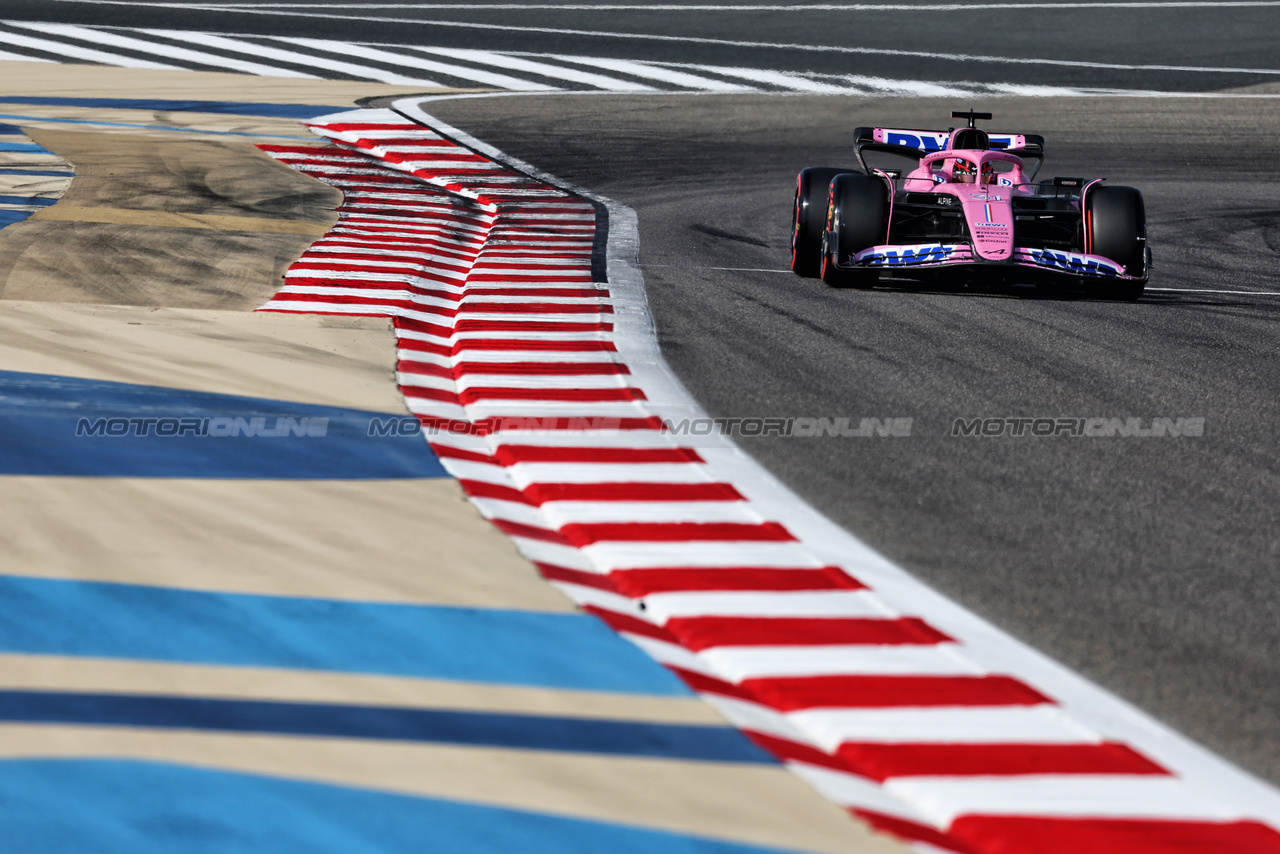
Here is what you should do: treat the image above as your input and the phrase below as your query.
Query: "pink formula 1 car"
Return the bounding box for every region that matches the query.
[791,111,1150,300]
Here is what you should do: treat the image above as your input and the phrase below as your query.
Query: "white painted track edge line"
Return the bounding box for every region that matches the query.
[393,93,1280,823]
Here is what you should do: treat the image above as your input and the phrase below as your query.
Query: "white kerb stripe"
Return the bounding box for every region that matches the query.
[789,706,1100,751]
[703,695,811,742]
[786,762,930,823]
[700,644,984,680]
[582,541,822,571]
[887,776,1242,826]
[536,502,758,526]
[507,536,596,571]
[622,633,720,674]
[640,590,895,621]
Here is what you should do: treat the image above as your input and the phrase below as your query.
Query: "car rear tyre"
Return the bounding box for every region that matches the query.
[1087,185,1148,301]
[821,173,886,289]
[792,167,856,278]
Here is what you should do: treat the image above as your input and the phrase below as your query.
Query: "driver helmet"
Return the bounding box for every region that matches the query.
[953,159,996,184]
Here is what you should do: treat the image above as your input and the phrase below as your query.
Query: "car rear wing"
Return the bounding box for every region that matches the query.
[852,126,1045,177]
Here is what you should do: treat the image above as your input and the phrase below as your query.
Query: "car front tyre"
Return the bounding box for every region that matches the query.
[821,173,886,289]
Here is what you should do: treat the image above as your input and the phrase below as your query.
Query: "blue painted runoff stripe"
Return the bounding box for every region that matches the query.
[0,369,447,479]
[0,210,31,226]
[0,124,23,134]
[0,142,46,153]
[0,97,346,119]
[0,576,690,696]
[0,113,316,140]
[0,195,56,206]
[0,691,770,763]
[0,760,806,854]
[0,169,74,176]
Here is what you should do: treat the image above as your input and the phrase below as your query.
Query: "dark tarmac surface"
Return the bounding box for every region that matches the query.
[426,92,1280,784]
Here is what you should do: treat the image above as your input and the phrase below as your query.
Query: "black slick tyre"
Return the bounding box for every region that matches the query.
[821,173,886,289]
[1087,185,1148,301]
[792,167,855,278]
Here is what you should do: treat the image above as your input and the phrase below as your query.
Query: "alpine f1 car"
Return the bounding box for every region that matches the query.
[791,111,1150,300]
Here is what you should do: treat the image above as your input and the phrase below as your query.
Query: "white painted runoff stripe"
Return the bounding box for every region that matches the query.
[145,28,440,85]
[102,9,1280,79]
[541,54,758,92]
[10,21,319,78]
[6,20,1279,97]
[413,46,657,91]
[0,24,182,70]
[276,37,554,91]
[684,65,849,94]
[0,47,54,63]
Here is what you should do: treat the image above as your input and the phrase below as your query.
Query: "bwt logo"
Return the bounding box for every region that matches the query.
[1028,248,1120,277]
[885,132,1017,151]
[861,245,952,267]
[75,416,329,438]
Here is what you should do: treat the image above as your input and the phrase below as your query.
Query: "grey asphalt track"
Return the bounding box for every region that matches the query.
[425,92,1280,784]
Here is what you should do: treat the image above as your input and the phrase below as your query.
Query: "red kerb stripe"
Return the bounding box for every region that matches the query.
[524,482,744,504]
[491,518,571,546]
[456,362,630,377]
[663,616,951,651]
[738,674,1053,711]
[492,446,701,465]
[741,730,847,772]
[558,521,796,546]
[453,320,612,333]
[948,817,1280,854]
[396,361,629,379]
[458,480,532,505]
[852,810,976,854]
[836,741,1168,781]
[448,338,617,353]
[456,387,644,404]
[409,416,664,435]
[458,303,613,315]
[534,563,616,592]
[582,605,678,644]
[608,566,864,595]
